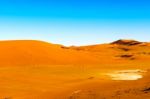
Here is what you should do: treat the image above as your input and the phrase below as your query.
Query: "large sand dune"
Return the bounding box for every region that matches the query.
[1,39,150,66]
[0,39,150,99]
[0,40,101,66]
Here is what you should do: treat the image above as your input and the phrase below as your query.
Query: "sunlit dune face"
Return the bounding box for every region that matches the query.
[106,69,146,80]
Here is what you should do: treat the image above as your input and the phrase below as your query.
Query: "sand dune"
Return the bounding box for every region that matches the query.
[0,40,102,66]
[0,39,150,99]
[1,39,150,66]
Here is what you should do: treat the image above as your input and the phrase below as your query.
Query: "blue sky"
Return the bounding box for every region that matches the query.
[0,0,150,45]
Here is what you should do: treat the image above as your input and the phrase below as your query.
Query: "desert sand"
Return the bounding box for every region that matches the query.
[0,39,150,99]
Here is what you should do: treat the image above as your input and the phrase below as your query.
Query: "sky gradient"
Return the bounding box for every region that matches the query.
[0,0,150,46]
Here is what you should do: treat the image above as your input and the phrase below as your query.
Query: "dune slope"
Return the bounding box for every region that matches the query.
[1,39,150,66]
[0,40,102,66]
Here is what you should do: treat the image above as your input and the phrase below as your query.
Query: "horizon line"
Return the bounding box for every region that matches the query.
[0,39,147,47]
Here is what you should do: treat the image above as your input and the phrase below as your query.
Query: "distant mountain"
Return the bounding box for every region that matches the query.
[111,39,142,46]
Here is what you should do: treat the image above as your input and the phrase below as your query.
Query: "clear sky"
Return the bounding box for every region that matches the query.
[0,0,150,46]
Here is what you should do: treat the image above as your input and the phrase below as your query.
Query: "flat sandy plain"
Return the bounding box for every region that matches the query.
[0,39,150,99]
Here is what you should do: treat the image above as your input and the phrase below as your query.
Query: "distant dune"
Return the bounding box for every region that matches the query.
[0,39,150,66]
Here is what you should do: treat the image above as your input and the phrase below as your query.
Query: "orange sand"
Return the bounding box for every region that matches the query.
[0,39,149,99]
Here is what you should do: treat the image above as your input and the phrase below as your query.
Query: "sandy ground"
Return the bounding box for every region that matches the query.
[0,64,149,99]
[0,40,150,99]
